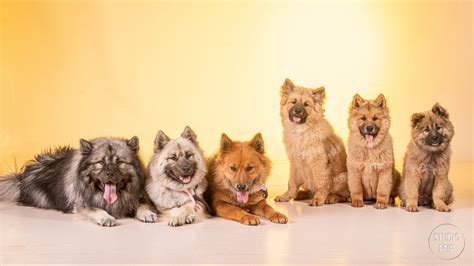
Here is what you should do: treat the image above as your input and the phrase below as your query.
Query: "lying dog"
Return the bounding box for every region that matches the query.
[146,126,209,226]
[205,133,288,225]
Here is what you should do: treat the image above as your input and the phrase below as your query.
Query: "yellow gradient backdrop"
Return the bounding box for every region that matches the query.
[1,1,472,186]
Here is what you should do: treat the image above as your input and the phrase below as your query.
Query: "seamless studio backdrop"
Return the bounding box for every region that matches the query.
[0,1,472,195]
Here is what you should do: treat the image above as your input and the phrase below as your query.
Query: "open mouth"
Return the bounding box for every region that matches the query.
[364,133,377,142]
[236,191,249,204]
[290,115,306,124]
[179,175,192,184]
[103,182,118,205]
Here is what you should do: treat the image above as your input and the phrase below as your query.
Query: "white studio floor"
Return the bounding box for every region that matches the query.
[1,163,473,265]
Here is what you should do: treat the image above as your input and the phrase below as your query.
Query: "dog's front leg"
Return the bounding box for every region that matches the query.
[375,167,393,209]
[309,156,331,206]
[432,171,451,212]
[168,203,196,227]
[214,200,260,226]
[275,163,300,202]
[249,200,288,224]
[402,168,421,212]
[77,207,116,227]
[348,165,364,207]
[135,203,158,223]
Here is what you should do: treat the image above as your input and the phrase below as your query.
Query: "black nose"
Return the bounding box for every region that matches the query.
[293,107,302,115]
[366,125,374,132]
[236,183,247,191]
[106,171,114,177]
[431,134,441,141]
[182,165,191,173]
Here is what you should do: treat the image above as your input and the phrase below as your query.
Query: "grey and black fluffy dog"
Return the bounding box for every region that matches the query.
[0,136,157,226]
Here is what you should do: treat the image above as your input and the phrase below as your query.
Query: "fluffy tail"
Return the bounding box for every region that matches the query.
[0,174,20,201]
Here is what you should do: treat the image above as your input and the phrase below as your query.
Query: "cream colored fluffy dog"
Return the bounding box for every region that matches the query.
[275,78,350,206]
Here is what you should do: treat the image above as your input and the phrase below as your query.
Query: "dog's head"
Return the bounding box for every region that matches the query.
[410,103,454,152]
[149,126,207,190]
[214,133,271,205]
[280,78,326,127]
[348,93,391,148]
[79,136,143,205]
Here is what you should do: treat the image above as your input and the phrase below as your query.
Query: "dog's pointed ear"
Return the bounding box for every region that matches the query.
[79,139,93,155]
[220,133,233,153]
[411,113,425,128]
[126,136,139,152]
[281,78,295,96]
[181,125,197,145]
[375,93,386,108]
[249,133,265,154]
[311,87,325,103]
[432,103,449,119]
[351,94,365,109]
[154,130,170,153]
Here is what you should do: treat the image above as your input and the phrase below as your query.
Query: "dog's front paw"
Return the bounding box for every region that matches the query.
[168,215,185,227]
[309,197,325,207]
[435,204,451,212]
[351,199,364,208]
[240,214,260,226]
[269,213,288,224]
[97,213,117,227]
[375,200,388,209]
[406,204,419,212]
[325,194,340,204]
[184,213,196,224]
[274,195,290,202]
[136,209,158,223]
[400,200,406,207]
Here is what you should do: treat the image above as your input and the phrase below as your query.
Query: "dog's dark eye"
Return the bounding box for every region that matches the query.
[361,116,367,121]
[169,155,178,161]
[373,116,378,121]
[245,166,253,172]
[291,99,297,104]
[424,127,430,132]
[435,125,441,131]
[303,102,309,107]
[230,166,237,172]
[185,152,194,159]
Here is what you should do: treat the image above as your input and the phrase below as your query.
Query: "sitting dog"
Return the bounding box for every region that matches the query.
[399,103,454,212]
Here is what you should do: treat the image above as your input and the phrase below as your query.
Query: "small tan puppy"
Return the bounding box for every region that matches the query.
[399,103,454,212]
[275,78,350,206]
[347,94,400,209]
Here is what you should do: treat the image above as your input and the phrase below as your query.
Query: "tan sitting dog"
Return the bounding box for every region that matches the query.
[275,78,350,206]
[347,94,400,209]
[399,103,454,212]
[205,133,288,225]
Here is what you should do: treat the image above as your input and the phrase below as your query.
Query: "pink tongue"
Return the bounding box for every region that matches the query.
[293,117,301,123]
[236,191,249,204]
[103,184,118,204]
[365,134,374,142]
[180,176,192,184]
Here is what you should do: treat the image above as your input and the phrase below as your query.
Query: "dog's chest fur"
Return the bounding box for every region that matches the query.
[348,134,394,199]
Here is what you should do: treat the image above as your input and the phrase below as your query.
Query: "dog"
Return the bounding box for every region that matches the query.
[274,78,350,206]
[146,126,209,226]
[205,133,288,225]
[399,103,454,212]
[0,137,157,226]
[347,93,400,209]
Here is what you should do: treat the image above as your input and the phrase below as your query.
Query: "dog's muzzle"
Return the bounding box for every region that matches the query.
[359,124,379,142]
[288,103,307,124]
